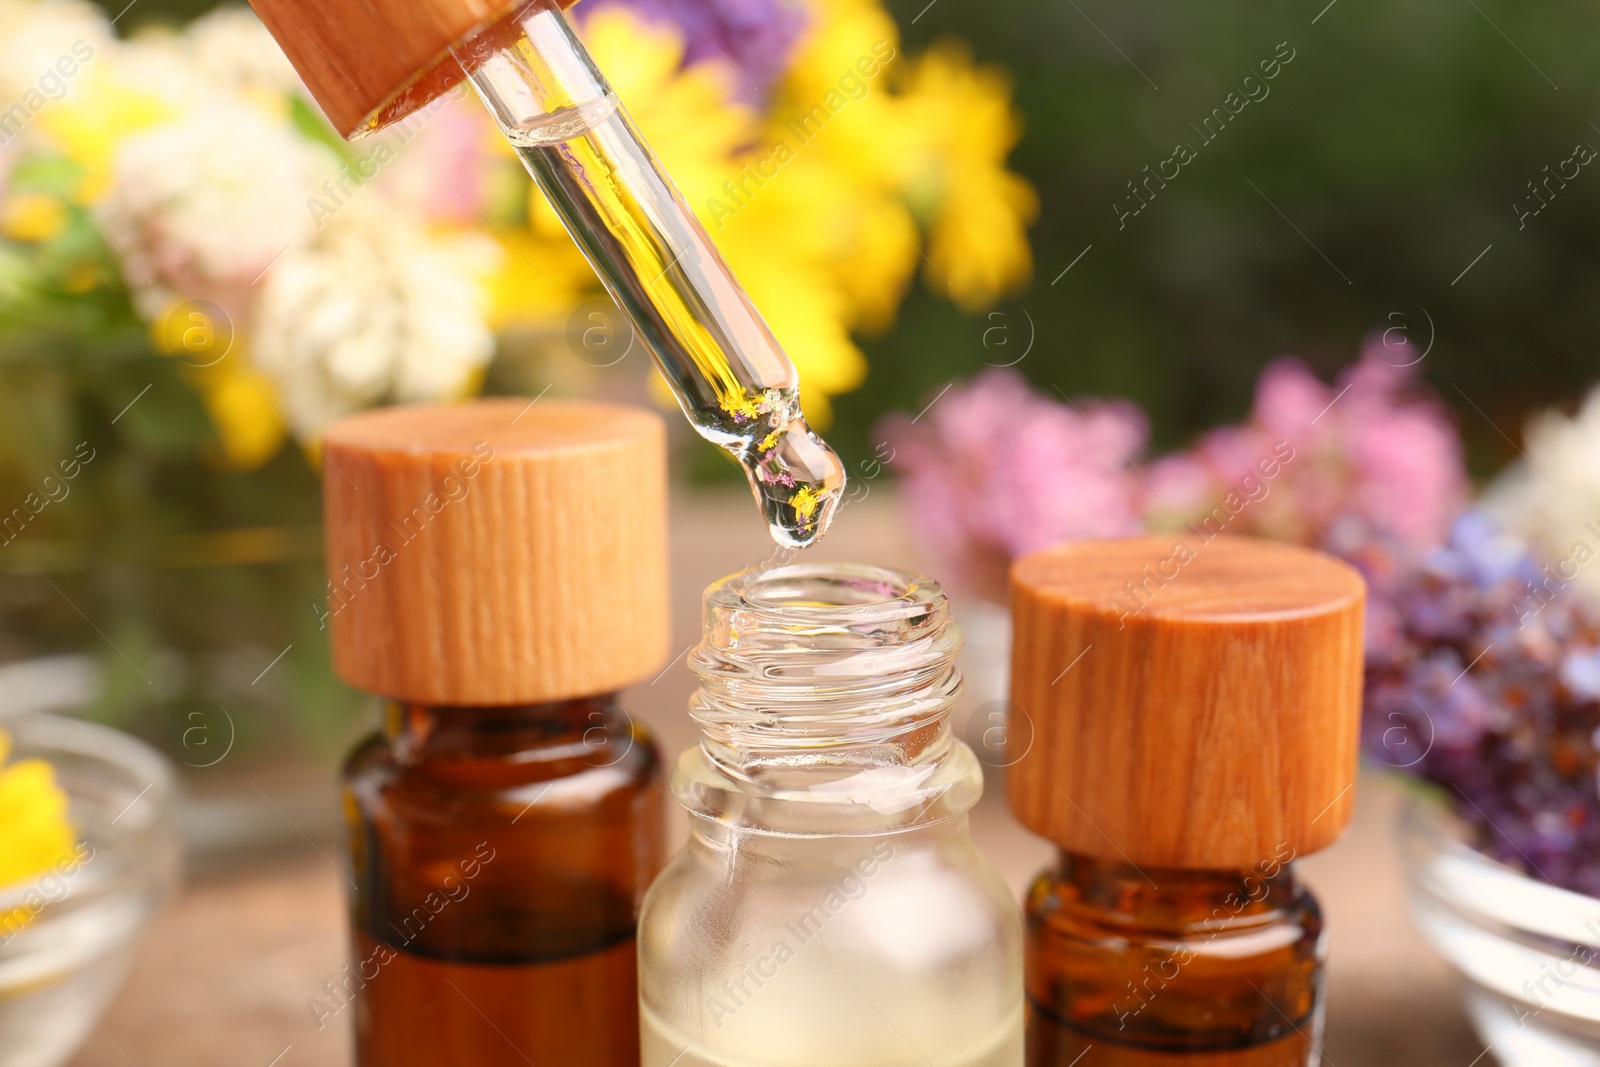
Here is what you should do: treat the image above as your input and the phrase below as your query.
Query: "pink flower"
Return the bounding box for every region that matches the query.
[1144,452,1213,519]
[372,95,503,226]
[879,369,1148,599]
[881,336,1469,600]
[1255,357,1333,437]
[1146,334,1468,549]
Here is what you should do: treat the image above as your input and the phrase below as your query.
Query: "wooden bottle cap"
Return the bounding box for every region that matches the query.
[246,0,575,138]
[322,398,669,705]
[1006,535,1365,870]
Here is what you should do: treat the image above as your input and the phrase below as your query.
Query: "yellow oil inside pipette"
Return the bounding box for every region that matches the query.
[461,3,847,547]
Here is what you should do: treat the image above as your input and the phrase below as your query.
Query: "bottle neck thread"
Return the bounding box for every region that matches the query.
[677,563,979,832]
[691,564,961,769]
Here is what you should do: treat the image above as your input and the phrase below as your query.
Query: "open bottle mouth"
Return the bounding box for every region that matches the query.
[698,563,949,650]
[692,563,959,713]
[685,563,968,809]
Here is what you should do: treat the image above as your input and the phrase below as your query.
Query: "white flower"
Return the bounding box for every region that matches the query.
[1484,384,1600,595]
[94,96,335,317]
[250,202,500,438]
[184,7,306,97]
[0,0,114,103]
[49,9,301,124]
[109,28,214,109]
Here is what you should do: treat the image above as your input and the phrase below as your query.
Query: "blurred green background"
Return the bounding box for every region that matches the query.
[853,0,1598,476]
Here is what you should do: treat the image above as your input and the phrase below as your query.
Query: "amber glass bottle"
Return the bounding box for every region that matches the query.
[1006,536,1366,1067]
[322,399,670,1067]
[1024,854,1323,1065]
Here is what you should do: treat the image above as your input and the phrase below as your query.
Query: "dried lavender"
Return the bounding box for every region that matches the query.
[1338,511,1600,897]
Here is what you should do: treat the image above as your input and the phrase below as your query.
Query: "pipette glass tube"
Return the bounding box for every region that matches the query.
[453,0,846,548]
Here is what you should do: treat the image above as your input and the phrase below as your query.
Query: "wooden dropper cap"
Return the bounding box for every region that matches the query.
[245,0,575,138]
[322,398,669,706]
[1007,535,1366,870]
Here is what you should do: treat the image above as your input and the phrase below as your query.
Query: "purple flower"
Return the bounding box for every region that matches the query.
[1561,649,1600,702]
[580,0,808,101]
[1347,510,1600,897]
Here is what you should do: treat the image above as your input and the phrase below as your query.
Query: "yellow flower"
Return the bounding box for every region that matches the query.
[31,67,176,202]
[710,163,879,420]
[197,361,288,470]
[737,100,917,335]
[580,7,759,207]
[790,482,823,522]
[1,192,67,243]
[782,0,902,108]
[487,212,595,328]
[894,39,1037,311]
[149,301,287,469]
[0,729,76,895]
[721,123,919,335]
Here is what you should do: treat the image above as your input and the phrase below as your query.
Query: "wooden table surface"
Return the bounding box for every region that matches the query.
[66,492,1492,1067]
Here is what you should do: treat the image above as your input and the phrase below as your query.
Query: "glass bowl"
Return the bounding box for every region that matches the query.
[0,712,180,1067]
[1403,800,1600,1066]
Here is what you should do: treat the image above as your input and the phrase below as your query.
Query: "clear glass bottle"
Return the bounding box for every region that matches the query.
[1024,852,1324,1066]
[342,696,661,1067]
[638,563,1024,1067]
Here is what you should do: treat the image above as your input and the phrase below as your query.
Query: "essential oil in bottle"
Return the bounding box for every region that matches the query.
[1005,535,1366,1067]
[321,398,671,1067]
[638,563,1024,1067]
